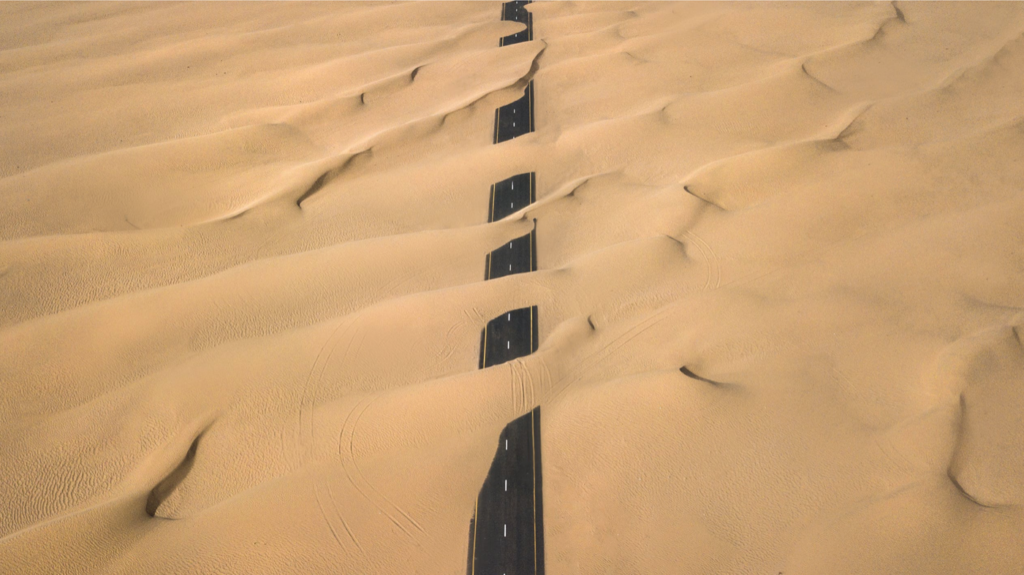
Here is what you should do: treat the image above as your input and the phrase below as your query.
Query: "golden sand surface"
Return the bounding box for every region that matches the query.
[2,2,1023,573]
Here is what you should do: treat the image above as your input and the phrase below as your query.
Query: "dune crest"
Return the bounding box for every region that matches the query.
[2,2,1023,574]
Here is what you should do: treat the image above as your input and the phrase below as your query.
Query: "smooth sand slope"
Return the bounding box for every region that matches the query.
[1,2,1023,573]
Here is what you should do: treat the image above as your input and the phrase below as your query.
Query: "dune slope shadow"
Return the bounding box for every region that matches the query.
[679,365,729,387]
[145,432,204,518]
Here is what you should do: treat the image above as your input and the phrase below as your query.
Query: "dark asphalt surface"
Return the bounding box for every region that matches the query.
[494,80,534,143]
[467,4,545,574]
[488,172,535,222]
[467,406,545,575]
[500,0,533,46]
[485,224,536,280]
[478,306,538,369]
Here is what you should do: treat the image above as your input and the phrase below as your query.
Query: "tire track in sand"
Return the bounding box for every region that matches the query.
[315,478,364,556]
[684,230,721,290]
[300,317,369,555]
[297,317,357,464]
[336,394,427,546]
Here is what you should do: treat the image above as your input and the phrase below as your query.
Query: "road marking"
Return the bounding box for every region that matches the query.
[507,341,510,349]
[504,524,507,537]
[505,439,508,450]
[505,479,508,491]
[532,409,538,575]
[529,306,534,351]
[471,499,479,575]
[509,263,512,271]
[490,184,496,221]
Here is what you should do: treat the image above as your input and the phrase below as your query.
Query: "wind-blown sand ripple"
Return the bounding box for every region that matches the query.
[1,2,1023,573]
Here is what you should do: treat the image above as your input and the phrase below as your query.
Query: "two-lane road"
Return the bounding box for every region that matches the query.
[468,4,546,575]
[494,82,534,143]
[488,172,536,222]
[500,0,533,46]
[485,226,537,281]
[467,407,545,575]
[478,306,539,369]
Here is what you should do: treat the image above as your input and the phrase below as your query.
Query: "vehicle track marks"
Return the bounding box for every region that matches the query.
[326,479,366,555]
[338,394,426,545]
[550,303,679,404]
[297,318,357,464]
[508,361,534,416]
[438,317,471,364]
[315,480,357,556]
[684,230,721,290]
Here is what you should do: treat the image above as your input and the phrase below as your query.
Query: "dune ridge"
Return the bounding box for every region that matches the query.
[1,2,1023,574]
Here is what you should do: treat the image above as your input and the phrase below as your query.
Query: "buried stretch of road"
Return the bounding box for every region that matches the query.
[467,2,546,575]
[493,0,533,145]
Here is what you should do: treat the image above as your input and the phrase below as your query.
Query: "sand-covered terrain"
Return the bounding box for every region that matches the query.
[2,1,1024,573]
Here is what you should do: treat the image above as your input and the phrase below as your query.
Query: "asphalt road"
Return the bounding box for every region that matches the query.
[467,406,545,575]
[485,225,537,280]
[478,306,539,369]
[494,81,534,143]
[500,0,533,46]
[488,172,535,222]
[467,4,545,574]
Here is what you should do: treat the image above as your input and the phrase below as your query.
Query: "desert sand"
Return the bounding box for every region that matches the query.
[2,1,1023,573]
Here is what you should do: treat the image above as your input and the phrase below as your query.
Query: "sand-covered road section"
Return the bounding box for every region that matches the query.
[1,2,1023,573]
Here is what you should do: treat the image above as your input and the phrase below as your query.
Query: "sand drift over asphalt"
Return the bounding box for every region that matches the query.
[2,2,1024,574]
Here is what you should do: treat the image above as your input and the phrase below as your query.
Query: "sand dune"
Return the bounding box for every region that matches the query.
[2,2,1023,573]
